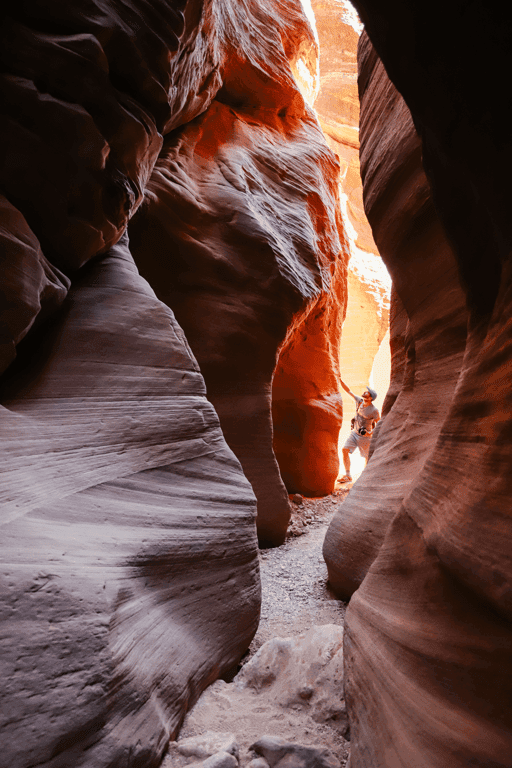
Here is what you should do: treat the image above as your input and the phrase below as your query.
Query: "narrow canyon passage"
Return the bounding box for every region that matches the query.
[3,0,512,767]
[163,492,351,768]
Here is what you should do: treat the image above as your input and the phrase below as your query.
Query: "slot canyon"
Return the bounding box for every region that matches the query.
[1,1,511,768]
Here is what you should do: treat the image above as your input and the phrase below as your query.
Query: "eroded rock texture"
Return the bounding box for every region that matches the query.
[0,0,346,765]
[1,235,260,768]
[309,0,389,428]
[323,37,468,599]
[129,5,347,528]
[271,257,346,498]
[325,13,512,768]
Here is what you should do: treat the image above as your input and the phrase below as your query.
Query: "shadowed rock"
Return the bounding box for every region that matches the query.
[0,0,347,765]
[326,8,512,766]
[0,235,260,768]
[323,33,467,599]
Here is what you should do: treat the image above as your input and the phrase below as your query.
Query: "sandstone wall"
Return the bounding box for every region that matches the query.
[1,234,260,768]
[0,1,347,765]
[129,2,348,520]
[129,100,346,539]
[309,0,390,453]
[323,35,468,598]
[326,11,512,767]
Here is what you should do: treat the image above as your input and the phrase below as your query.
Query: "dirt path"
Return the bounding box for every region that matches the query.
[164,488,351,768]
[249,488,349,653]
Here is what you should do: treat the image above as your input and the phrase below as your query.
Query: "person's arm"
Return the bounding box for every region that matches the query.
[339,377,357,401]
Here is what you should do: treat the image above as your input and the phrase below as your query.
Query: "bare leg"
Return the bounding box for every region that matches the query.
[341,448,352,480]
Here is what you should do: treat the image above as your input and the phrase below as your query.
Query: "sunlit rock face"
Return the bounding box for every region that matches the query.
[328,14,512,768]
[311,0,368,253]
[271,254,347,497]
[0,0,346,765]
[129,3,348,532]
[309,0,389,427]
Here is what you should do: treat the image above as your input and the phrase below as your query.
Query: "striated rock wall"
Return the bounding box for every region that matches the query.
[309,0,390,442]
[323,35,468,598]
[129,2,348,521]
[327,10,512,767]
[129,103,346,543]
[1,235,260,768]
[0,0,347,765]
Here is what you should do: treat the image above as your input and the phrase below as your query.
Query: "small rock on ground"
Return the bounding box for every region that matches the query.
[177,732,238,760]
[251,735,341,768]
[186,753,238,768]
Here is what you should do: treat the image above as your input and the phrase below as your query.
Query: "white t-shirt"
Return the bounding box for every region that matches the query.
[354,395,379,433]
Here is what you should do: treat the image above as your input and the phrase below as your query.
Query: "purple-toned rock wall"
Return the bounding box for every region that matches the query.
[323,5,512,764]
[0,1,346,765]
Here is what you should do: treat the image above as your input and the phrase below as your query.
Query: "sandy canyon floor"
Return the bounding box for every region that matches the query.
[164,486,351,768]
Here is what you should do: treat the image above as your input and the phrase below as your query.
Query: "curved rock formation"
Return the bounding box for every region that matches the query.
[0,234,260,768]
[271,272,346,498]
[129,4,347,534]
[323,35,468,598]
[325,10,512,767]
[129,99,346,540]
[0,0,347,765]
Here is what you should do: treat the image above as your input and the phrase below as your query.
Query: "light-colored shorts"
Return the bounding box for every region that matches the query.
[343,430,371,459]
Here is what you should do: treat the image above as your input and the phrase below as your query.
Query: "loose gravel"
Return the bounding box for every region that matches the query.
[247,488,350,656]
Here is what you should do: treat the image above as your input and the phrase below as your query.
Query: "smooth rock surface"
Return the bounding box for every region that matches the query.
[328,7,512,766]
[0,236,260,768]
[323,33,468,599]
[272,271,346,498]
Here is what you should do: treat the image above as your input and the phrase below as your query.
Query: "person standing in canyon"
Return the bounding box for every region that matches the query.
[338,379,380,483]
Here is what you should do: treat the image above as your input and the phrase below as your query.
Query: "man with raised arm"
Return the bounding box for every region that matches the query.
[338,378,380,483]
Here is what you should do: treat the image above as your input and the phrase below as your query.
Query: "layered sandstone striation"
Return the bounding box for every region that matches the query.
[323,35,468,598]
[129,4,348,528]
[0,235,260,768]
[0,1,347,766]
[309,0,390,436]
[325,11,512,767]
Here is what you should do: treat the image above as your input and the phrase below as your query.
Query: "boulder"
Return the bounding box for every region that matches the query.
[235,625,347,730]
[250,736,340,768]
[186,753,239,768]
[177,732,238,760]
